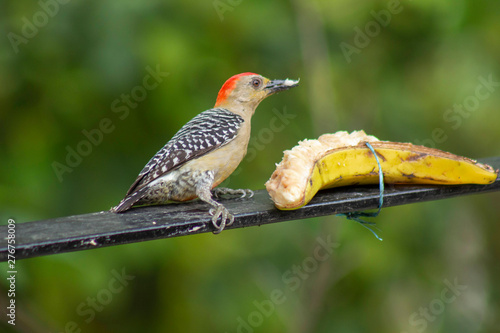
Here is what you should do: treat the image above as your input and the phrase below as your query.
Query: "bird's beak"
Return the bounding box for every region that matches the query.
[265,78,300,95]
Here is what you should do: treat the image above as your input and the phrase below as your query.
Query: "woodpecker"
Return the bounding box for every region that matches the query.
[112,73,299,233]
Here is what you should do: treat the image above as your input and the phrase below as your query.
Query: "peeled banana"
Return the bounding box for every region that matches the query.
[265,131,498,210]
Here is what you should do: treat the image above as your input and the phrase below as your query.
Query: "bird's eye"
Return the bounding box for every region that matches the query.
[251,78,262,88]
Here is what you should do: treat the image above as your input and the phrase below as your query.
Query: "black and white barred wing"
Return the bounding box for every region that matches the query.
[125,108,244,195]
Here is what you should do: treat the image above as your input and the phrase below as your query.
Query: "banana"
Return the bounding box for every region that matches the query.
[265,131,498,210]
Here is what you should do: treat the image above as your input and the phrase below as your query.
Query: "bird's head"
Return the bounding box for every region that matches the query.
[214,73,299,113]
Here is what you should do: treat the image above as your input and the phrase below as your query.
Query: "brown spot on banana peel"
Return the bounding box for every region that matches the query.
[401,172,417,179]
[364,147,387,162]
[406,152,428,162]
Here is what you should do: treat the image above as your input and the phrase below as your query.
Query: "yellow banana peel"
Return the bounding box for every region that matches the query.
[265,131,498,210]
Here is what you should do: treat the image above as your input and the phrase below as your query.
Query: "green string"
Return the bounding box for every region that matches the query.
[336,142,384,241]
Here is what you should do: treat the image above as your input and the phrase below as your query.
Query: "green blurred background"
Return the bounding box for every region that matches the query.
[1,0,500,332]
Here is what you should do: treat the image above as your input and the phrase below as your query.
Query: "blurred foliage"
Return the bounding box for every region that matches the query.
[1,0,500,332]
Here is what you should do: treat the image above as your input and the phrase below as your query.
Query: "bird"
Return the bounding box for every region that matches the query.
[111,72,299,233]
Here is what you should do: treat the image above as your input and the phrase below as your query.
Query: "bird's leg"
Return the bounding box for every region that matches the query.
[200,195,235,234]
[196,174,234,234]
[208,203,234,234]
[212,187,254,199]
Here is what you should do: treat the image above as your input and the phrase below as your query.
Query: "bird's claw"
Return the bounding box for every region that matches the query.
[212,187,254,199]
[241,189,254,198]
[209,204,234,234]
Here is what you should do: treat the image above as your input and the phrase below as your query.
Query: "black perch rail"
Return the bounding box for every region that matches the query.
[1,157,499,261]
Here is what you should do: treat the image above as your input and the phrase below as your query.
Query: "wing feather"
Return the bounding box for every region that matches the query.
[125,108,244,196]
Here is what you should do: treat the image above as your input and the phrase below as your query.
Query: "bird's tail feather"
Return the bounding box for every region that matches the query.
[111,188,148,213]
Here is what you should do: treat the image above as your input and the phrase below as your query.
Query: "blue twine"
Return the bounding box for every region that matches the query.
[336,142,384,241]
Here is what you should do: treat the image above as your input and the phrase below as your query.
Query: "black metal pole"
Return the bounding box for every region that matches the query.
[1,157,499,261]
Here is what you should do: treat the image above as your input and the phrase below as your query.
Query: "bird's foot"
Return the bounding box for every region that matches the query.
[208,204,235,234]
[212,187,254,199]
